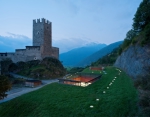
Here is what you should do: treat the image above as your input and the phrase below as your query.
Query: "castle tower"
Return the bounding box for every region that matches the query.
[33,18,52,47]
[32,18,59,59]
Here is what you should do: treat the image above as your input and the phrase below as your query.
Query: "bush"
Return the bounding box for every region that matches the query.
[132,38,137,45]
[1,58,12,75]
[134,75,150,90]
[118,48,122,55]
[134,75,150,116]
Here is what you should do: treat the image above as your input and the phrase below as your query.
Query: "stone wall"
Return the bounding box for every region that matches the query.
[25,46,42,61]
[33,19,44,46]
[0,46,42,63]
[0,53,15,62]
[114,44,150,78]
[51,47,59,59]
[43,19,52,47]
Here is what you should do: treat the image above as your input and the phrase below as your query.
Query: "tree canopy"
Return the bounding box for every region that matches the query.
[133,0,150,32]
[0,58,12,75]
[0,75,11,100]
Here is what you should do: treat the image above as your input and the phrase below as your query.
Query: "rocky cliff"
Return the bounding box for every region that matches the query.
[114,44,150,78]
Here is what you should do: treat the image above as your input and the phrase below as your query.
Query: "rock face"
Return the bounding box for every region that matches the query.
[114,44,150,78]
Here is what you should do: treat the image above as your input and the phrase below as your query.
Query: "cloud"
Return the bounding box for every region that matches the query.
[53,37,100,53]
[0,33,98,53]
[0,33,32,52]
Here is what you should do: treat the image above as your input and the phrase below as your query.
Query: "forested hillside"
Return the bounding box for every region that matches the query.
[114,0,150,116]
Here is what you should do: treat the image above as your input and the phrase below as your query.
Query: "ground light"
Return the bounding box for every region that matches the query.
[81,82,87,87]
[107,87,109,89]
[96,99,99,101]
[90,105,94,108]
[103,91,106,93]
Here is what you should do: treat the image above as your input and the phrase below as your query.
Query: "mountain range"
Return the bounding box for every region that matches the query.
[59,43,106,66]
[76,41,123,67]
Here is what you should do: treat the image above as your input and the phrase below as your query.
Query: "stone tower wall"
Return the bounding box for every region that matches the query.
[33,18,54,59]
[33,19,44,46]
[51,47,59,59]
[42,20,52,56]
[33,18,52,47]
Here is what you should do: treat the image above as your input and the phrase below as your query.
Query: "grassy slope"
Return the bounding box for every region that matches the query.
[82,67,102,74]
[0,67,138,117]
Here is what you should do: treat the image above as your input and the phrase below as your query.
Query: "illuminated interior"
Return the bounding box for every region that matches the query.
[58,75,101,87]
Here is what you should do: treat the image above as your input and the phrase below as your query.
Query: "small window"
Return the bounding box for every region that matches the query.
[37,31,40,34]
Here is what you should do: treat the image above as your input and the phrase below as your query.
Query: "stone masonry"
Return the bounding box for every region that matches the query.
[0,18,59,63]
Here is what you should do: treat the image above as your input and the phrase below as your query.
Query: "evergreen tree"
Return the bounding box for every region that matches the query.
[133,0,150,32]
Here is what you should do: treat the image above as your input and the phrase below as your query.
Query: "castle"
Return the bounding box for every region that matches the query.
[0,18,59,63]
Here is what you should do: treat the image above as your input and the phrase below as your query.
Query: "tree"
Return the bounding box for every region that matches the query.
[133,0,150,32]
[0,75,11,100]
[1,58,12,75]
[125,29,137,40]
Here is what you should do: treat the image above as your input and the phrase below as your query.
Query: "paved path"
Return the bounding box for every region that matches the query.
[0,79,58,104]
[9,72,34,80]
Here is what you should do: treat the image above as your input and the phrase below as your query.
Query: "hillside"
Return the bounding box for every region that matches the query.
[59,43,106,66]
[114,0,150,116]
[114,0,150,78]
[9,57,66,79]
[90,47,120,66]
[0,67,138,117]
[76,41,123,67]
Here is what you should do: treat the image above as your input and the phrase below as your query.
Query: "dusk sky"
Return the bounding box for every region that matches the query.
[0,0,142,53]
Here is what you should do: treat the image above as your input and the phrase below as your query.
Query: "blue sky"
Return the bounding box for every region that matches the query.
[0,0,142,53]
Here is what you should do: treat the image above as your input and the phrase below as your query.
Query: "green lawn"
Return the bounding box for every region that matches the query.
[0,67,138,117]
[82,67,103,74]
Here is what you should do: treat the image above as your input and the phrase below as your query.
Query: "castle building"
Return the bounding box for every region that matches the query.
[0,18,59,63]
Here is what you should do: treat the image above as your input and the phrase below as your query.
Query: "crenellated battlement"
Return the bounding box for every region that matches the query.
[33,18,51,24]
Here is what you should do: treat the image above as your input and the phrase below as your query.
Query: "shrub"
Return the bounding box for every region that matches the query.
[134,75,150,116]
[132,38,137,45]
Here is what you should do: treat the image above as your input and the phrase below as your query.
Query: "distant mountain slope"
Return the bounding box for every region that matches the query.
[76,41,123,67]
[59,43,106,66]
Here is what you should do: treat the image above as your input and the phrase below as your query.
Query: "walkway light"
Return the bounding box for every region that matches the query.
[103,91,106,93]
[96,99,99,101]
[90,105,94,108]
